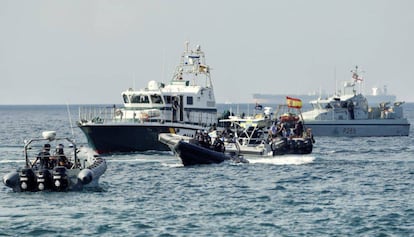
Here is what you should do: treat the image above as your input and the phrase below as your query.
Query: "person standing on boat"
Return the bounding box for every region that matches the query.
[32,144,52,169]
[277,122,286,137]
[294,121,304,137]
[269,122,278,139]
[282,126,288,137]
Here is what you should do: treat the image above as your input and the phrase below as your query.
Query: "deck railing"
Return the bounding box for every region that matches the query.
[78,106,117,124]
[78,105,219,127]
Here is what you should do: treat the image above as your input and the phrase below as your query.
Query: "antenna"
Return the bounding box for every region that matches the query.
[132,72,136,90]
[66,103,75,138]
[162,48,166,81]
[334,66,338,96]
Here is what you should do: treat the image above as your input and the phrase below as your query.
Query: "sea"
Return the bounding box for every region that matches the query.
[0,104,413,237]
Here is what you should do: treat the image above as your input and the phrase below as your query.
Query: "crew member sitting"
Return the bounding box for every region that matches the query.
[194,130,212,148]
[201,131,212,148]
[212,137,225,152]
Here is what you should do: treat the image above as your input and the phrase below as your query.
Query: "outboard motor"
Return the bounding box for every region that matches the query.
[19,168,36,192]
[52,166,69,191]
[35,169,52,191]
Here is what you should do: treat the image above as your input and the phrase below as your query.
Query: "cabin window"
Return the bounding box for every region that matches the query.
[123,94,129,103]
[187,96,193,105]
[131,95,149,104]
[150,94,163,104]
[131,95,138,103]
[323,103,332,109]
[164,96,172,104]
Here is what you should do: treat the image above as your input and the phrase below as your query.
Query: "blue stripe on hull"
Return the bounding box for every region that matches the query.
[305,124,410,137]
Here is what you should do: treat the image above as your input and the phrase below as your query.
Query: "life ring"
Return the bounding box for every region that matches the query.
[255,114,263,119]
[172,96,180,111]
[172,100,179,110]
[280,113,299,122]
[140,112,149,121]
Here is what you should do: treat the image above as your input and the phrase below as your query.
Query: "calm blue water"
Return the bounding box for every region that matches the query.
[0,104,413,236]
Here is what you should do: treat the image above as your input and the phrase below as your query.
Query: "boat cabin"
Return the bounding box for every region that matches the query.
[110,42,217,126]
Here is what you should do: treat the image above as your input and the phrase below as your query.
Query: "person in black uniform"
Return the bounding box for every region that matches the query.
[294,121,304,137]
[32,144,51,169]
[54,144,71,168]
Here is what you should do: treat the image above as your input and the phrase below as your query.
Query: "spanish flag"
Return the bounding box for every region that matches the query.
[286,96,302,109]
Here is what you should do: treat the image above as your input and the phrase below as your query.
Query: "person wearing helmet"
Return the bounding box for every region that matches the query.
[54,144,70,168]
[32,144,51,169]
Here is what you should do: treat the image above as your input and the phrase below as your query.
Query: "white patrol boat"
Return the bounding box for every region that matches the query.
[78,42,218,154]
[301,66,410,136]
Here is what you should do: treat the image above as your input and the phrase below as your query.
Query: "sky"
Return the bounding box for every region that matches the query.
[1,0,414,105]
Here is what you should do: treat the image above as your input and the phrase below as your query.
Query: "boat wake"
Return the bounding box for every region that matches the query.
[0,160,25,164]
[105,152,177,164]
[248,155,315,165]
[161,162,184,168]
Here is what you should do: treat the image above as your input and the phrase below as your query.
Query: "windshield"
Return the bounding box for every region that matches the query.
[150,94,163,104]
[130,95,150,104]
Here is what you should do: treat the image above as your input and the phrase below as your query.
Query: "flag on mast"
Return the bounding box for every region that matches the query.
[286,96,302,109]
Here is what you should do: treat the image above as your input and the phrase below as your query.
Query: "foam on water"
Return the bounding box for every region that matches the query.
[160,162,184,168]
[0,160,25,164]
[248,155,315,165]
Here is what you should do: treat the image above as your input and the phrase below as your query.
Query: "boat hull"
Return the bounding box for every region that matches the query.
[174,140,230,166]
[224,138,313,156]
[158,133,247,166]
[79,123,200,154]
[304,119,410,137]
